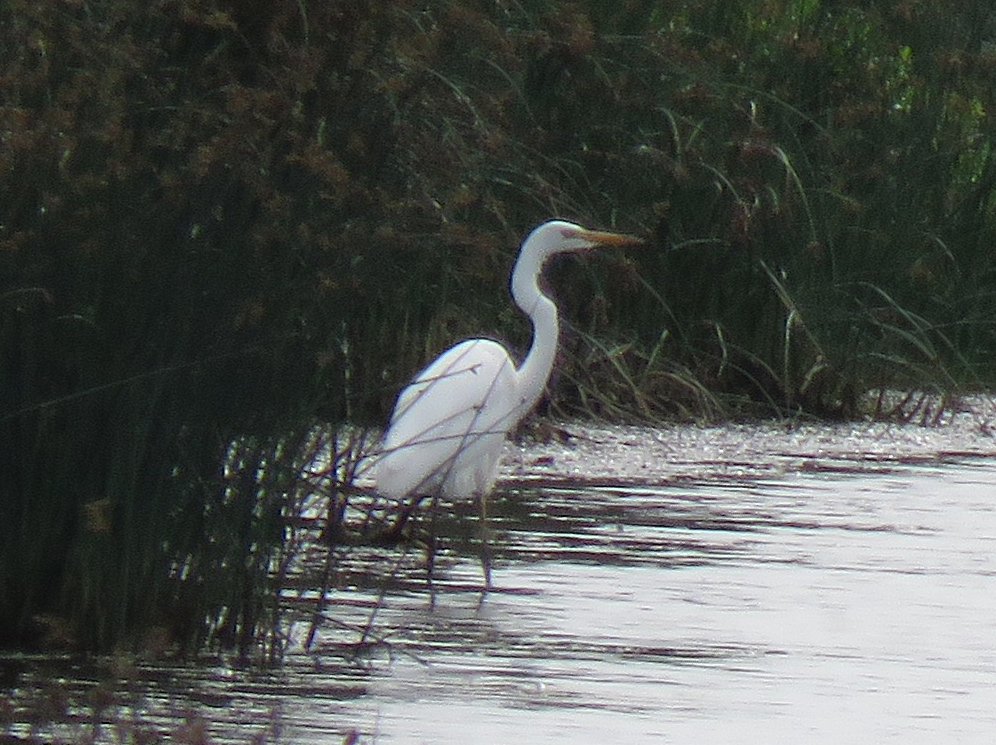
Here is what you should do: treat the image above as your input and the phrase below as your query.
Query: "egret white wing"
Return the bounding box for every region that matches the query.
[374,338,520,499]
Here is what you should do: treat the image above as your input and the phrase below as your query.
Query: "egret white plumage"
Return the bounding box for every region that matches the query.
[373,219,641,585]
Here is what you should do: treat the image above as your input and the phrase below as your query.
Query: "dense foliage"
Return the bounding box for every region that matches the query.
[3,0,995,651]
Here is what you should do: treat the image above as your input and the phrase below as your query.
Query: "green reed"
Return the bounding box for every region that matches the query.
[2,0,995,652]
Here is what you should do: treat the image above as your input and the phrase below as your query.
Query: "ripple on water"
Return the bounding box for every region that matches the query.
[5,415,996,744]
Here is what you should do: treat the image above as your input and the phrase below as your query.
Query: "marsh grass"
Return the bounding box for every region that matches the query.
[3,0,996,652]
[0,653,373,745]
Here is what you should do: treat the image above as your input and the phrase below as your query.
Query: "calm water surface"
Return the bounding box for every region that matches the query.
[4,420,996,744]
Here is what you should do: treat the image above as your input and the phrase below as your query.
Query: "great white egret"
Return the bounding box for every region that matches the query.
[373,219,641,585]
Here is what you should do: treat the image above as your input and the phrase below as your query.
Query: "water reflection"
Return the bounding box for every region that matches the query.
[304,460,996,744]
[3,424,996,743]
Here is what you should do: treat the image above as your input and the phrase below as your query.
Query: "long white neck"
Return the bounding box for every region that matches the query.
[510,249,559,417]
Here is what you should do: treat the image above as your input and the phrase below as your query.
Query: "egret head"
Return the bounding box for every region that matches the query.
[524,220,643,263]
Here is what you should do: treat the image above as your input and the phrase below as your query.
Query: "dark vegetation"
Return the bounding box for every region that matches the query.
[2,0,996,653]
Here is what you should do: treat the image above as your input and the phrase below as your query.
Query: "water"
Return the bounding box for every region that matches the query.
[4,419,996,744]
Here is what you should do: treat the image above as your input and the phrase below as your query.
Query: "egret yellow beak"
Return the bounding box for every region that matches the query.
[578,228,644,247]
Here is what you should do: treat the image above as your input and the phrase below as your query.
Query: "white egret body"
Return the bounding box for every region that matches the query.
[374,220,640,503]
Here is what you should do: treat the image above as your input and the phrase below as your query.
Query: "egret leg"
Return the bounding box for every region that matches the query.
[479,492,493,590]
[371,495,428,550]
[425,495,440,603]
